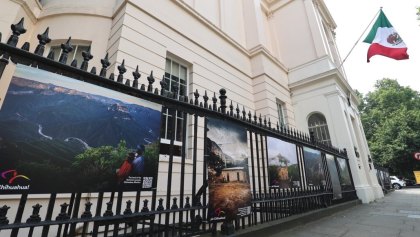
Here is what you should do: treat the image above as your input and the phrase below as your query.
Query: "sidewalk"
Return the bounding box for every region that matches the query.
[269,188,420,237]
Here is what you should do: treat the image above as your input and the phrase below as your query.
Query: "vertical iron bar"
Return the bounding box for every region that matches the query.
[164,108,177,237]
[63,193,76,237]
[260,135,268,222]
[112,190,123,236]
[10,193,27,237]
[178,111,187,236]
[68,193,82,236]
[254,133,262,223]
[202,117,208,230]
[191,114,198,225]
[248,130,257,225]
[41,193,57,237]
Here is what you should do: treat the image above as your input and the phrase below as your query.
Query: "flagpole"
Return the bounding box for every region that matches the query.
[337,8,382,70]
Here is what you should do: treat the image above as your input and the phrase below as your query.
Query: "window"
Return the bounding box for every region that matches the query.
[49,44,91,65]
[160,58,188,155]
[308,113,332,146]
[276,100,286,126]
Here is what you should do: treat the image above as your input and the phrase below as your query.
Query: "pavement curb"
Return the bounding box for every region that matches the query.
[210,199,361,237]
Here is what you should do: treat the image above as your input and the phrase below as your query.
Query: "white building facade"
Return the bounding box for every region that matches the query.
[0,0,382,205]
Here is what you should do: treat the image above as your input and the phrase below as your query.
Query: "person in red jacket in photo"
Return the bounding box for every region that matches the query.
[117,152,135,184]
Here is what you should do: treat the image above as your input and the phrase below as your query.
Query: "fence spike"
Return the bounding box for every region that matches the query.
[123,200,132,215]
[70,59,77,67]
[147,71,155,92]
[81,202,93,218]
[184,197,191,208]
[80,46,93,71]
[35,27,51,56]
[125,78,131,86]
[132,65,140,89]
[140,84,146,91]
[90,66,97,75]
[56,203,70,220]
[47,49,55,60]
[229,100,234,116]
[203,91,209,109]
[103,201,113,216]
[157,198,164,211]
[21,42,30,51]
[7,17,26,47]
[194,89,200,105]
[117,59,126,83]
[26,204,42,223]
[142,199,150,212]
[212,92,217,111]
[99,53,110,77]
[58,37,73,64]
[0,205,10,225]
[219,88,226,114]
[248,110,252,122]
[160,75,167,96]
[109,72,115,81]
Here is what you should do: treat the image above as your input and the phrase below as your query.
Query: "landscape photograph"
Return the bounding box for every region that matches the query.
[336,157,353,190]
[267,137,300,188]
[303,147,326,186]
[206,118,252,220]
[0,65,162,194]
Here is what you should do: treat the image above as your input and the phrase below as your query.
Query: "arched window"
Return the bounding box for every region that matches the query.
[308,113,332,146]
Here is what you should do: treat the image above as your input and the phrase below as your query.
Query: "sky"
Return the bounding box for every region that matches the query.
[324,0,420,94]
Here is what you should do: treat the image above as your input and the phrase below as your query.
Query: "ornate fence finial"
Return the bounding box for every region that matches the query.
[70,59,78,67]
[26,204,42,223]
[147,71,155,92]
[171,197,178,210]
[56,203,70,221]
[194,89,200,105]
[212,92,217,111]
[7,18,26,47]
[132,65,140,88]
[103,201,113,216]
[80,46,93,71]
[100,53,110,77]
[117,60,126,83]
[160,75,167,96]
[35,27,51,56]
[81,202,92,218]
[184,197,191,208]
[141,199,150,212]
[0,205,10,225]
[59,37,73,64]
[47,50,55,60]
[203,91,209,109]
[123,200,133,215]
[219,88,227,114]
[157,198,164,211]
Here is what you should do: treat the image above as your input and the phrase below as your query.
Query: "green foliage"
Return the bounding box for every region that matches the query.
[359,79,420,177]
[72,140,130,191]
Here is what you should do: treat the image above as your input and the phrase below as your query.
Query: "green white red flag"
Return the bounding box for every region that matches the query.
[363,9,409,62]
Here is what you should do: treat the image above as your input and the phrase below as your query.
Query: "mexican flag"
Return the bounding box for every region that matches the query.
[363,9,409,62]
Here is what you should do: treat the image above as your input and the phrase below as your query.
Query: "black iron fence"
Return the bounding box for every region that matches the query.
[0,18,357,237]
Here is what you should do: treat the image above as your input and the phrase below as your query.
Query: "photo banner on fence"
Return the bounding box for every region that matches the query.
[206,118,252,220]
[336,158,352,190]
[303,147,326,186]
[325,154,342,199]
[267,136,300,188]
[0,65,162,194]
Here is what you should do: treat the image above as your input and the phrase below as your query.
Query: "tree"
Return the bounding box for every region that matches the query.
[358,79,420,177]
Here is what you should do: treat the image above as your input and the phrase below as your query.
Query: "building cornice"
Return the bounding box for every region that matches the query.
[248,44,288,72]
[11,0,41,23]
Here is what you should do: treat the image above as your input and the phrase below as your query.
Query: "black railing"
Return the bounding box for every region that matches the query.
[0,18,358,237]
